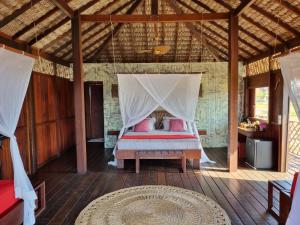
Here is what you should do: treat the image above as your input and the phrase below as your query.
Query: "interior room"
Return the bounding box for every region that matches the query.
[0,0,299,225]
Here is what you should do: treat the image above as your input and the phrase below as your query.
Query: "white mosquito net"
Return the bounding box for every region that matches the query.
[0,48,36,225]
[279,53,300,120]
[108,74,214,165]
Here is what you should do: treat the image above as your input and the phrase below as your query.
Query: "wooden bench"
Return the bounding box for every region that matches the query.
[268,180,292,225]
[135,150,186,174]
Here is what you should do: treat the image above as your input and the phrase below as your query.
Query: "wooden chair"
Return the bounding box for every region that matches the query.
[268,172,298,225]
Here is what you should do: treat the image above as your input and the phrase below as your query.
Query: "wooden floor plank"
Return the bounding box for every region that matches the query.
[33,144,292,225]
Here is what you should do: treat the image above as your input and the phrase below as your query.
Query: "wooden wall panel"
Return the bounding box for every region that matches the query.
[33,73,75,168]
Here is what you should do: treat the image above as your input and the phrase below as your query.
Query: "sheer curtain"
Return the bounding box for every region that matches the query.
[279,53,300,120]
[0,48,36,225]
[108,74,214,164]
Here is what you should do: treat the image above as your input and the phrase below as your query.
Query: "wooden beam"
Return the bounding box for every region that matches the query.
[81,13,230,23]
[51,0,128,56]
[274,0,300,16]
[228,15,239,172]
[233,0,256,17]
[151,0,159,15]
[0,31,69,66]
[28,0,99,46]
[251,5,300,37]
[90,0,143,62]
[72,11,87,174]
[0,0,42,29]
[246,37,300,63]
[167,0,222,61]
[49,0,74,18]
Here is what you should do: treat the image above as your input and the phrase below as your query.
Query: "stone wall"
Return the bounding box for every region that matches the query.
[84,63,245,148]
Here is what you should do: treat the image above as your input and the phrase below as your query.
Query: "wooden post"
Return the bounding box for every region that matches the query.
[72,11,87,174]
[228,15,239,172]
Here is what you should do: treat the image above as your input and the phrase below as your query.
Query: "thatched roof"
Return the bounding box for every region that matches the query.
[0,0,299,64]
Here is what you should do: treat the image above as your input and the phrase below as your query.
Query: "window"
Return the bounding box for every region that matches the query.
[254,87,269,121]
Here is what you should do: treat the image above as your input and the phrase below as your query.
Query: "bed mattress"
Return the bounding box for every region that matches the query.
[117,130,202,150]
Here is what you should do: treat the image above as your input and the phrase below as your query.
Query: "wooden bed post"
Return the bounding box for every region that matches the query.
[72,11,87,174]
[228,14,239,172]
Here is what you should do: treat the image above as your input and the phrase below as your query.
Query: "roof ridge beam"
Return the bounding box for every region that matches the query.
[49,0,74,18]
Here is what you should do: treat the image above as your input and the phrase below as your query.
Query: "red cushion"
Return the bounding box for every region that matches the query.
[134,118,154,132]
[0,180,21,218]
[169,119,185,132]
[291,172,299,198]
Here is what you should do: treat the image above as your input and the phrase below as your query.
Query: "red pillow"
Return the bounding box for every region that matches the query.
[291,172,299,198]
[169,119,185,132]
[134,118,154,132]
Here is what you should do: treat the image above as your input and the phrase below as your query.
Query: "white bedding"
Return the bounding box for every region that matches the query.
[117,130,201,150]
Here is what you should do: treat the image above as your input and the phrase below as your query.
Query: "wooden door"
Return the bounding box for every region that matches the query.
[85,82,104,140]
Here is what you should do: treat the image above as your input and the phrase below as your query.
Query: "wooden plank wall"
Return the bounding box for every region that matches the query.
[0,72,75,179]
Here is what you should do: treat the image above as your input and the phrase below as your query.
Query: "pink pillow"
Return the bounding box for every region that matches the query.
[134,119,154,132]
[169,119,186,132]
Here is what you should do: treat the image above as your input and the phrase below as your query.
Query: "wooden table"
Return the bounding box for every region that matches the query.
[268,180,292,225]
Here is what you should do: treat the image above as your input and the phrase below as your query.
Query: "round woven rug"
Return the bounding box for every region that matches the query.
[75,185,231,225]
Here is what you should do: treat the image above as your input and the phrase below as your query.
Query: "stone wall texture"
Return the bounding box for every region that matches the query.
[84,63,245,148]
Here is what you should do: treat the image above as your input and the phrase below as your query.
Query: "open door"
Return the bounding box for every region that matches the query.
[84,82,104,142]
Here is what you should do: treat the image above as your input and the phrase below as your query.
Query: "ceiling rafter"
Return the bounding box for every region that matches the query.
[28,0,101,46]
[233,0,256,17]
[144,0,150,63]
[174,23,179,62]
[0,0,42,29]
[168,0,224,61]
[177,0,254,58]
[213,0,273,49]
[51,0,130,56]
[273,0,300,17]
[49,0,74,18]
[90,0,143,62]
[84,33,111,60]
[0,31,69,66]
[250,5,300,37]
[13,0,74,40]
[61,24,111,59]
[246,37,300,63]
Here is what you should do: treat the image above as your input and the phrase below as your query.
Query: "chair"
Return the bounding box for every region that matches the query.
[286,172,299,225]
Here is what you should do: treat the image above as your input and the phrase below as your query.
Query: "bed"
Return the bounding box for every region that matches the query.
[115,124,202,172]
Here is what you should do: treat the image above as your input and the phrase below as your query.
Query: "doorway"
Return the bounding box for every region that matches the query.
[84,82,104,142]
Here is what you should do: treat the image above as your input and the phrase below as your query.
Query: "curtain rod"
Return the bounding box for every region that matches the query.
[1,44,38,60]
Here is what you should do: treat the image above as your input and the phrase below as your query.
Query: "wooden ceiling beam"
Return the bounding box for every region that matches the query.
[213,0,273,49]
[246,37,300,63]
[273,0,300,16]
[233,0,256,17]
[81,13,229,23]
[168,0,223,61]
[178,0,256,57]
[52,0,132,57]
[250,5,300,37]
[49,0,74,18]
[0,0,42,29]
[151,0,159,15]
[28,0,101,46]
[0,31,69,67]
[90,0,143,62]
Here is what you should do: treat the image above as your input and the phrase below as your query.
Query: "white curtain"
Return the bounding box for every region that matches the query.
[108,74,214,164]
[0,48,36,225]
[279,53,300,120]
[286,176,300,225]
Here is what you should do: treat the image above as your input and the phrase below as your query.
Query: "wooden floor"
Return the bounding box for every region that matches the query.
[33,143,292,225]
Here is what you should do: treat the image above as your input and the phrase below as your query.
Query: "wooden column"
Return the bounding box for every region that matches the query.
[228,15,239,172]
[72,11,87,174]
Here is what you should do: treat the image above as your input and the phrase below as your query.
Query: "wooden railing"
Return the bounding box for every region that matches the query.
[288,121,300,156]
